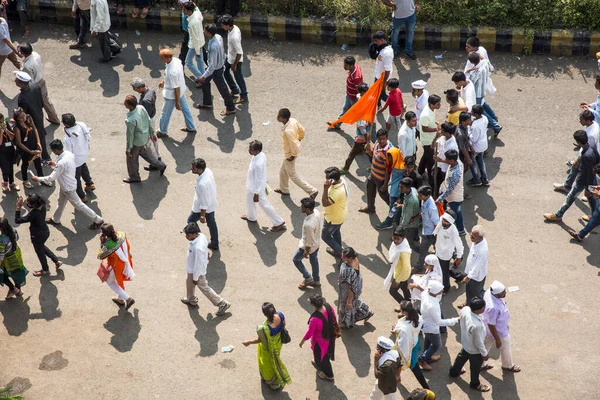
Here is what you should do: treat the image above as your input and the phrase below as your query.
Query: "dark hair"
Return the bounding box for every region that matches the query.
[262,302,277,322]
[300,197,315,211]
[393,226,406,238]
[100,223,118,241]
[204,23,217,36]
[219,13,234,26]
[373,31,385,40]
[469,296,486,311]
[444,149,459,161]
[428,94,441,105]
[400,177,413,188]
[12,107,25,121]
[249,140,262,152]
[125,95,138,108]
[386,78,400,89]
[459,112,472,123]
[376,128,388,138]
[404,155,416,166]
[324,166,341,181]
[594,163,600,175]
[444,88,459,103]
[309,294,325,308]
[400,301,419,328]
[192,158,206,170]
[451,71,467,83]
[183,222,201,234]
[418,186,432,196]
[574,130,588,145]
[468,51,480,65]
[278,108,291,120]
[344,55,356,65]
[466,36,480,48]
[342,247,357,259]
[581,110,595,122]
[441,122,456,135]
[183,2,195,12]
[0,113,3,121]
[61,113,76,127]
[596,74,600,85]
[49,139,63,151]
[0,218,16,250]
[27,193,46,209]
[405,111,416,121]
[18,42,32,56]
[357,82,369,94]
[471,104,483,116]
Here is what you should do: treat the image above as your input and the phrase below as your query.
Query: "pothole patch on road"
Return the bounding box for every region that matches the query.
[5,377,32,395]
[218,359,236,369]
[39,350,69,371]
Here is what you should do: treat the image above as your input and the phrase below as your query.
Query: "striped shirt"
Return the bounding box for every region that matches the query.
[467,59,490,98]
[202,34,225,79]
[346,64,363,101]
[370,141,392,183]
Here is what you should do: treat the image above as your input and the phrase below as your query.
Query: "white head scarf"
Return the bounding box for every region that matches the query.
[433,212,455,235]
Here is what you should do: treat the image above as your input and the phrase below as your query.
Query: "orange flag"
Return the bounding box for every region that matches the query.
[328,72,386,129]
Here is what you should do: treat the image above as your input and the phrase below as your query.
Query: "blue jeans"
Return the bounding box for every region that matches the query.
[564,167,576,189]
[476,97,501,133]
[338,95,356,119]
[556,182,596,218]
[159,95,196,133]
[470,152,488,184]
[185,47,205,79]
[322,220,343,255]
[293,248,320,282]
[224,60,248,99]
[579,198,600,238]
[187,211,219,248]
[391,13,416,55]
[419,332,442,362]
[448,201,464,233]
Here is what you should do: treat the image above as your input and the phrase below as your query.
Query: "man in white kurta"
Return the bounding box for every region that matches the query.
[241,140,286,231]
[62,113,94,202]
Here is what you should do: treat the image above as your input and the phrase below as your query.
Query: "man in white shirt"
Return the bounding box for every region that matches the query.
[31,139,104,230]
[294,197,322,289]
[188,158,219,250]
[418,280,459,371]
[466,51,502,137]
[19,43,59,124]
[182,2,205,82]
[62,113,95,202]
[418,94,441,186]
[181,222,232,315]
[433,122,458,180]
[398,111,417,158]
[411,79,429,128]
[90,0,112,62]
[468,105,490,186]
[0,17,22,77]
[464,36,493,72]
[241,140,286,231]
[381,0,418,60]
[449,297,491,393]
[157,48,196,137]
[459,225,488,308]
[372,31,394,106]
[580,109,599,151]
[221,14,248,103]
[451,71,475,112]
[434,211,464,292]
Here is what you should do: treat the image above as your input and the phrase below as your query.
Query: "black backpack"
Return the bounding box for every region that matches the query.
[368,42,380,59]
[107,31,122,55]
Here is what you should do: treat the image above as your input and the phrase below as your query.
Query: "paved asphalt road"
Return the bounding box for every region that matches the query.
[0,22,598,399]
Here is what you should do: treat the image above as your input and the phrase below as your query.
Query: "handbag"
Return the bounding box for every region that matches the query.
[96,261,110,283]
[280,326,291,344]
[327,304,342,338]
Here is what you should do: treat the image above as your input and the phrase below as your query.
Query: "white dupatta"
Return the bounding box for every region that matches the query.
[383,239,412,290]
[116,241,135,280]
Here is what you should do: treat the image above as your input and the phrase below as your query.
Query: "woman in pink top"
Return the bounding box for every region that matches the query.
[299,294,338,381]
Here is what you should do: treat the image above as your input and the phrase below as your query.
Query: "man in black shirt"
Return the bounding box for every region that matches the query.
[14,71,50,161]
[131,77,162,171]
[544,130,599,222]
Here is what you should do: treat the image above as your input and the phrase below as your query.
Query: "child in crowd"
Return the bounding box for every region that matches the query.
[378,78,404,132]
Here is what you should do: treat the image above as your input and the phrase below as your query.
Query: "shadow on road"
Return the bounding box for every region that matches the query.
[29,269,64,321]
[340,322,375,378]
[206,250,227,294]
[0,295,31,336]
[188,306,231,357]
[103,307,141,352]
[160,133,195,174]
[129,176,169,220]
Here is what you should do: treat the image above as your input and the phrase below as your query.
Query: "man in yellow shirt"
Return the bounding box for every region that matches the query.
[274,108,318,199]
[321,167,348,257]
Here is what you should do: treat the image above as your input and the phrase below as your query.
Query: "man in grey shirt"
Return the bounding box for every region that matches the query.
[193,23,236,116]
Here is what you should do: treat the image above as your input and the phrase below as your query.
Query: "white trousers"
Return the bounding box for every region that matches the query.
[483,334,514,369]
[52,189,103,224]
[245,190,285,226]
[106,270,130,301]
[369,382,397,400]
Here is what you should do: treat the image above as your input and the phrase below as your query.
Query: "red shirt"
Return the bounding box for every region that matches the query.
[346,64,363,101]
[385,88,403,116]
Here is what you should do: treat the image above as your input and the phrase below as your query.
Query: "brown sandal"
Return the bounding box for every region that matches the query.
[220,109,236,116]
[317,372,334,381]
[471,383,490,392]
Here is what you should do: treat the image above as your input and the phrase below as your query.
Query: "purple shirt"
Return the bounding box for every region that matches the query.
[483,289,510,338]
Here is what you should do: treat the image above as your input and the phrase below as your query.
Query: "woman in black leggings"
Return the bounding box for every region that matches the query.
[13,108,47,189]
[15,194,62,276]
[0,113,19,191]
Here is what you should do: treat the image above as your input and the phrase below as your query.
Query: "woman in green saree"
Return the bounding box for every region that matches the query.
[242,302,292,391]
[0,217,28,299]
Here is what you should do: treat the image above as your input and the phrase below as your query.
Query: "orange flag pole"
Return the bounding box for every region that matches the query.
[327,72,386,129]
